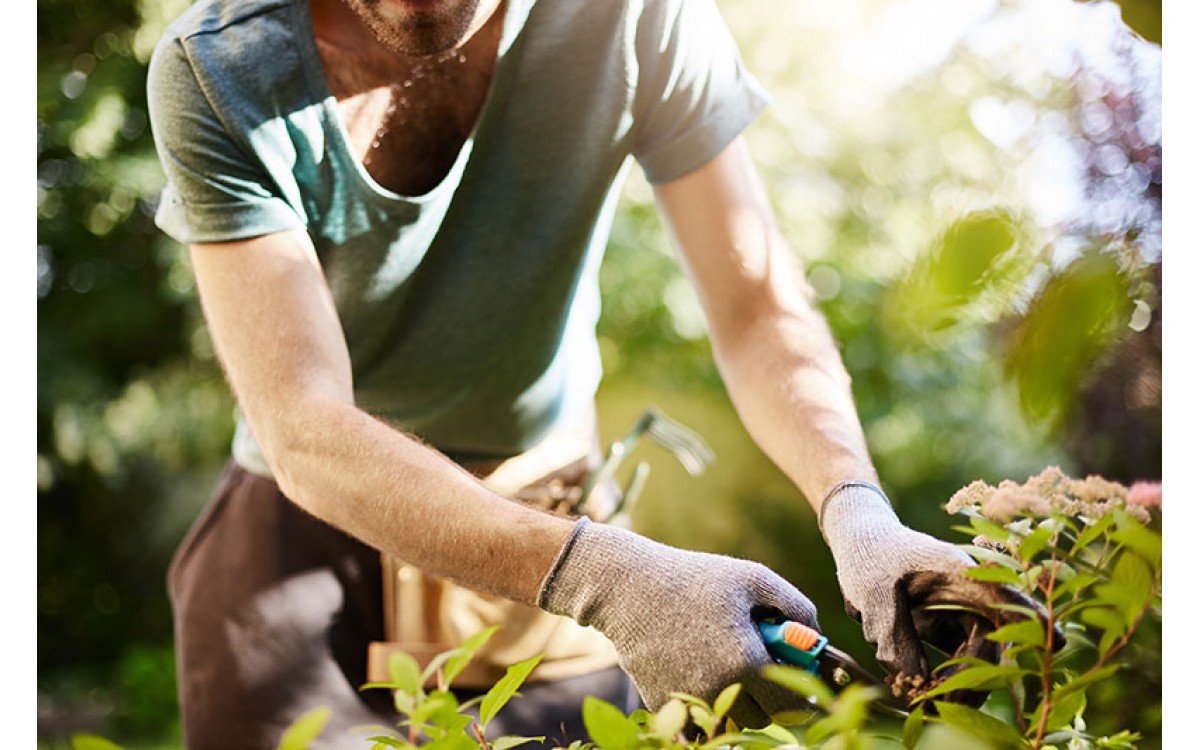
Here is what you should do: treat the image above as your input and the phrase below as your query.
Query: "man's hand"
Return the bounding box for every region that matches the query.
[820,481,1046,681]
[538,518,817,729]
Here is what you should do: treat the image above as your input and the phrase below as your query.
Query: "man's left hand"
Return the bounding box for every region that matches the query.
[820,481,1048,683]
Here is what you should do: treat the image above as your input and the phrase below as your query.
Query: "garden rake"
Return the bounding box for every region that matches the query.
[576,406,715,522]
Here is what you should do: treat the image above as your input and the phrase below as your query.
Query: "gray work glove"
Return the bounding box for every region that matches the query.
[820,481,1049,686]
[538,517,818,729]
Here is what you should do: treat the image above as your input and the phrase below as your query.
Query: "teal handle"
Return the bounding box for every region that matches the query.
[758,621,828,674]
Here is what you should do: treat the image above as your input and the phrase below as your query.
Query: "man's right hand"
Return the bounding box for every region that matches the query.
[537,518,819,729]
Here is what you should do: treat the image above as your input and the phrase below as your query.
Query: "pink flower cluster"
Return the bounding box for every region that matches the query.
[946,466,1157,524]
[1127,480,1163,509]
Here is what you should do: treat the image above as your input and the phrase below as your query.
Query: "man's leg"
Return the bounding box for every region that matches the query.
[168,462,398,749]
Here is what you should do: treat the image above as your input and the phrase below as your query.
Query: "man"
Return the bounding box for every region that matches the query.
[147,0,1018,746]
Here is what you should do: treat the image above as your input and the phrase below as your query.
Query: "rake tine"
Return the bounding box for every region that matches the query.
[575,407,714,518]
[642,407,714,477]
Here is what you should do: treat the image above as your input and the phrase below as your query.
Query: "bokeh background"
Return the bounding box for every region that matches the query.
[37,0,1162,747]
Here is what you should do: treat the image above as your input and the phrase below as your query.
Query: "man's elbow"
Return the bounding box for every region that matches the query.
[248,394,351,504]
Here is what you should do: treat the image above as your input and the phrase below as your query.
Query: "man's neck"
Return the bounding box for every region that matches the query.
[308,0,505,59]
[308,0,509,195]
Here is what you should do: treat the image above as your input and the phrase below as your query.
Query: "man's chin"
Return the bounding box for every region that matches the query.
[345,0,480,56]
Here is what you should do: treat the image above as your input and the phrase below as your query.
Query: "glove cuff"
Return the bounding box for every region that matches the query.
[818,480,891,528]
[536,516,593,613]
[819,481,902,553]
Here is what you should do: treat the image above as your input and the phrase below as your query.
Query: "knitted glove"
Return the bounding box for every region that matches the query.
[820,481,1048,683]
[538,518,819,729]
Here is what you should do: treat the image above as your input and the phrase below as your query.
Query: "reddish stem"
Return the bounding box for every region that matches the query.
[1031,554,1060,750]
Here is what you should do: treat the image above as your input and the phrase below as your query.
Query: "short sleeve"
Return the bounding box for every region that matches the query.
[147,34,306,244]
[631,0,770,184]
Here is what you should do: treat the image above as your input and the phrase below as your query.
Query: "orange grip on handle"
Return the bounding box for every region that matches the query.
[782,621,821,651]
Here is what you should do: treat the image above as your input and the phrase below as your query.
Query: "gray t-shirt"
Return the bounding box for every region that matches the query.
[148,0,768,469]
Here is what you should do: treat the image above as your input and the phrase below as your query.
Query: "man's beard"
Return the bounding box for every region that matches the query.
[339,0,483,56]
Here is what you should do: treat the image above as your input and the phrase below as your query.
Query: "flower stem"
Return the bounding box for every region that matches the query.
[1031,553,1060,749]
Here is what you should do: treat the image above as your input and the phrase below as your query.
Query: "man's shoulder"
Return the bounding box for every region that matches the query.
[148,0,313,148]
[160,0,298,46]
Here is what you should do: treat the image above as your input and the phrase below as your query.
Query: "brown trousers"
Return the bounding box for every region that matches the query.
[168,462,639,749]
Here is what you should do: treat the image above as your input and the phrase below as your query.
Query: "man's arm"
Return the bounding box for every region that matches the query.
[651,136,876,510]
[187,229,574,604]
[652,137,1041,680]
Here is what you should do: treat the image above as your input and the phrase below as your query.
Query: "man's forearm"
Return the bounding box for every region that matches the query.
[189,232,574,607]
[651,139,877,514]
[263,394,576,605]
[711,298,878,515]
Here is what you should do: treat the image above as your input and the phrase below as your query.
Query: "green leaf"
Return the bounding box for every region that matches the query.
[1095,729,1143,749]
[479,653,543,730]
[1070,514,1114,555]
[628,708,653,726]
[742,724,801,746]
[961,545,1025,570]
[932,702,1029,749]
[365,737,412,749]
[689,704,717,736]
[387,651,424,698]
[1022,565,1044,591]
[970,516,1013,544]
[986,619,1046,647]
[650,698,688,738]
[419,650,460,688]
[492,736,546,750]
[805,684,878,746]
[1004,250,1133,422]
[1110,522,1162,570]
[1037,688,1087,732]
[1054,665,1123,699]
[1078,606,1126,655]
[902,703,926,749]
[986,603,1041,620]
[71,735,124,750]
[582,696,641,750]
[701,733,776,750]
[411,690,459,728]
[933,656,993,673]
[277,706,332,750]
[885,210,1021,335]
[1050,571,1097,604]
[424,733,478,750]
[443,626,500,687]
[431,713,473,736]
[763,664,835,709]
[1018,526,1053,562]
[920,664,1030,700]
[1094,552,1154,627]
[921,602,994,617]
[963,565,1024,586]
[713,683,742,721]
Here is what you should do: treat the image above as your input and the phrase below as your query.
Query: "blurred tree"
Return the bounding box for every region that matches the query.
[38,0,226,741]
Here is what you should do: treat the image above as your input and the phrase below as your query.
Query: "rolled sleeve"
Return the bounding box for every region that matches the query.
[147,34,305,244]
[631,0,770,184]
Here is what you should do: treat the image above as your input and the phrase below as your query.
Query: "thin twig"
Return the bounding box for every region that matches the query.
[471,720,490,749]
[1031,553,1061,749]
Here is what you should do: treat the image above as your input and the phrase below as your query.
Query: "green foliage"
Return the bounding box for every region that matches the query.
[1003,251,1137,426]
[278,708,333,750]
[39,0,231,743]
[70,736,124,750]
[39,0,1159,746]
[898,470,1163,750]
[883,210,1029,341]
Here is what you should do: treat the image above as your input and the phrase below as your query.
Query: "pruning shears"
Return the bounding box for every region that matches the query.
[758,620,910,719]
